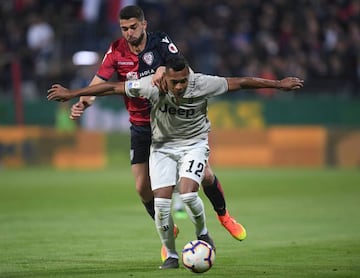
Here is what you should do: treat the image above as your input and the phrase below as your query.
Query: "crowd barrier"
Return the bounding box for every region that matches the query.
[0,126,106,169]
[209,127,360,168]
[0,126,359,169]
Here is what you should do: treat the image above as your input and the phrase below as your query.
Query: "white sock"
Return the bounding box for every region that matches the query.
[172,192,185,211]
[180,192,207,236]
[185,205,195,223]
[154,197,178,258]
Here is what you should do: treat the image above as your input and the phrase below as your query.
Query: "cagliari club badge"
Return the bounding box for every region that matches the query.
[142,52,154,66]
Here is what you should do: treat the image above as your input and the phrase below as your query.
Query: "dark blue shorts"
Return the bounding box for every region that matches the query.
[130,124,151,165]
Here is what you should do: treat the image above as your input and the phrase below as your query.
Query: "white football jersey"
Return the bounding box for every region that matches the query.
[125,72,228,146]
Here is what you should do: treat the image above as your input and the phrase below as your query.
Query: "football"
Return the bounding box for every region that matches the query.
[181,240,215,273]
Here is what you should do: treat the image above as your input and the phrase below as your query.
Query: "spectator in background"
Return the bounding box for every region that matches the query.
[79,0,102,50]
[0,40,12,96]
[26,13,55,93]
[26,13,54,74]
[2,0,359,98]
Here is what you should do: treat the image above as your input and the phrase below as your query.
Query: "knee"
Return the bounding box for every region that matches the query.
[202,166,215,186]
[154,197,171,209]
[179,192,198,205]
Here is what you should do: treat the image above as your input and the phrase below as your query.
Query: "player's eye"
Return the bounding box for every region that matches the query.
[172,79,187,85]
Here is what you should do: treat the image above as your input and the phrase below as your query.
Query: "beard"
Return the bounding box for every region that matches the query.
[128,32,145,47]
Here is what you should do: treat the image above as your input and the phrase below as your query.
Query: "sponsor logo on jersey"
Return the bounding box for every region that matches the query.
[142,52,154,66]
[118,61,135,65]
[139,69,155,78]
[168,43,178,53]
[159,104,195,118]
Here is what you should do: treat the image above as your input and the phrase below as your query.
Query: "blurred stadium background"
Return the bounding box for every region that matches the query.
[1,0,359,169]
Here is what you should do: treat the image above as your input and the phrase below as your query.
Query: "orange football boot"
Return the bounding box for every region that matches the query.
[217,211,247,241]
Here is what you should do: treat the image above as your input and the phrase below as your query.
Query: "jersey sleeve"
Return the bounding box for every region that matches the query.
[155,32,180,64]
[96,45,116,80]
[197,74,229,97]
[125,75,159,101]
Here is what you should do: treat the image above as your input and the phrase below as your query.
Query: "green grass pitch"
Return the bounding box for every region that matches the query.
[1,167,359,277]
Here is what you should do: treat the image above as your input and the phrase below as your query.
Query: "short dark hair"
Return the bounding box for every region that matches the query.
[119,5,144,21]
[166,56,189,72]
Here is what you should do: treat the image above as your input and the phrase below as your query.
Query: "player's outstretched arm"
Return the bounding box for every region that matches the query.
[47,82,126,102]
[226,77,304,92]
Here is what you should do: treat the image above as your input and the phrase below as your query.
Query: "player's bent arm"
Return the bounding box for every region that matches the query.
[226,77,304,92]
[79,75,106,106]
[70,76,111,120]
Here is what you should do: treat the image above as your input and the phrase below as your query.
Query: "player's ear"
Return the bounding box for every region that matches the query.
[142,20,147,29]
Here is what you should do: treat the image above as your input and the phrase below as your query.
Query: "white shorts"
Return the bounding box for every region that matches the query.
[149,139,210,191]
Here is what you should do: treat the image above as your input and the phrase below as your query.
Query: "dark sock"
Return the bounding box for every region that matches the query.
[203,176,226,216]
[143,198,155,220]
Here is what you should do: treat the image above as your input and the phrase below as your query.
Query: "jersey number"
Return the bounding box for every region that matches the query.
[186,160,204,178]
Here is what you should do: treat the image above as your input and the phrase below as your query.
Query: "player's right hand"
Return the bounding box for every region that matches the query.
[157,74,168,94]
[47,84,74,102]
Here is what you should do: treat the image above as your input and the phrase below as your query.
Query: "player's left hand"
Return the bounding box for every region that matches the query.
[279,77,304,90]
[47,84,73,102]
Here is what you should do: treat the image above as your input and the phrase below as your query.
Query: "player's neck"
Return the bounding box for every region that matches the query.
[128,33,147,54]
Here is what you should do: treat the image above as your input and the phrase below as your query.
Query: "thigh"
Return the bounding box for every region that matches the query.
[149,148,177,191]
[179,141,209,186]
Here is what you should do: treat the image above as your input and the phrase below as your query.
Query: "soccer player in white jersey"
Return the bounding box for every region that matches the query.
[47,56,304,269]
